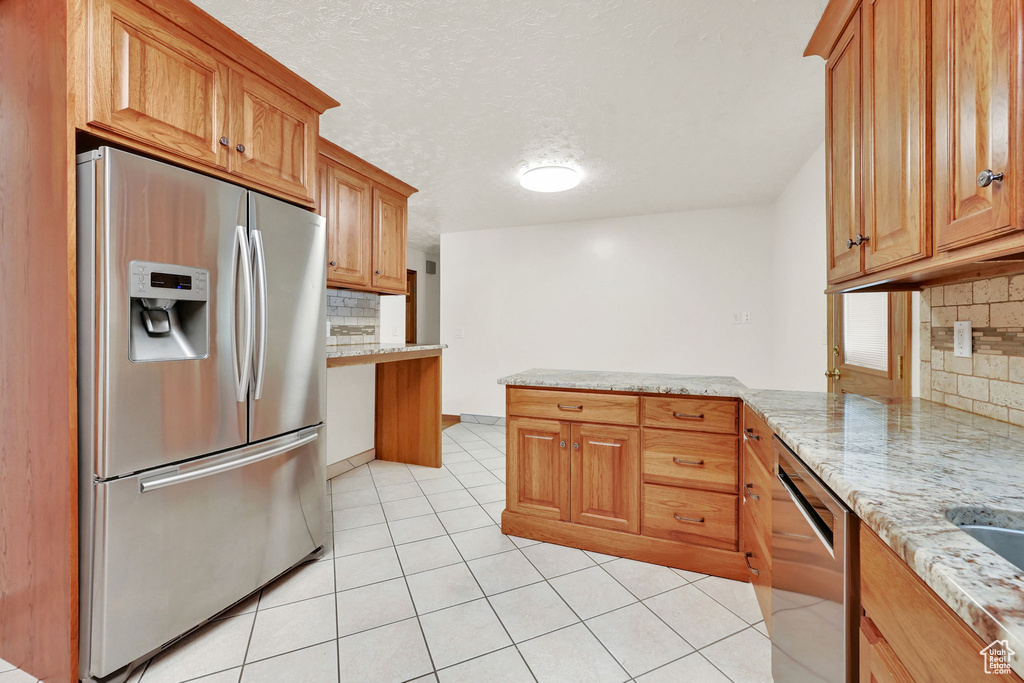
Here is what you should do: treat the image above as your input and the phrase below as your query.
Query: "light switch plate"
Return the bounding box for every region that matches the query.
[954,320,972,358]
[454,328,465,339]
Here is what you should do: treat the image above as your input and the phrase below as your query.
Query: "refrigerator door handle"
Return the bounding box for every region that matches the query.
[139,428,320,492]
[233,224,254,402]
[251,229,269,400]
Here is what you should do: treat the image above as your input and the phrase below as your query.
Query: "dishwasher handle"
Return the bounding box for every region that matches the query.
[777,466,835,557]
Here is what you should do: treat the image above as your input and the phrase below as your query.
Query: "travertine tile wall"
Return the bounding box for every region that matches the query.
[921,274,1024,424]
[326,289,380,345]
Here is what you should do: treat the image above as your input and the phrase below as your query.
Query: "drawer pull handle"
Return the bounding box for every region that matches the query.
[672,412,704,420]
[672,457,704,467]
[743,483,760,501]
[525,435,554,441]
[673,513,705,524]
[558,404,584,411]
[743,428,761,441]
[589,441,621,448]
[745,552,760,576]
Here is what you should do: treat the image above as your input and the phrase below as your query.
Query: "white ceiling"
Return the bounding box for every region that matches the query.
[194,0,828,252]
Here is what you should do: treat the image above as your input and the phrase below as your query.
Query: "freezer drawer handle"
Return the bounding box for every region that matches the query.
[139,430,319,493]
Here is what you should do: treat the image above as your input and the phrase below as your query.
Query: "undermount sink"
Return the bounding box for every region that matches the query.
[948,507,1024,573]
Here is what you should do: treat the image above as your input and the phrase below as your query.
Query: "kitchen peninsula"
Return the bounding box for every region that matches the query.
[499,369,1024,680]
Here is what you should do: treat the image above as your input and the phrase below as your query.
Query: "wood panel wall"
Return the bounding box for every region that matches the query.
[0,0,78,680]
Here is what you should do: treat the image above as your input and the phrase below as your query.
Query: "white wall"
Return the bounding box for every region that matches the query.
[379,295,405,343]
[769,143,828,392]
[324,365,375,466]
[441,207,777,417]
[408,248,441,344]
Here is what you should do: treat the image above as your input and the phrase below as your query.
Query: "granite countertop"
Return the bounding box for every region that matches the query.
[498,368,746,396]
[326,343,446,360]
[499,368,1024,674]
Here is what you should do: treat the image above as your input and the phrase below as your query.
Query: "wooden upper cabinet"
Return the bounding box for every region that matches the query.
[863,0,930,272]
[318,158,373,289]
[373,185,409,293]
[507,417,571,522]
[89,0,230,168]
[230,70,317,202]
[826,10,865,284]
[934,0,1021,251]
[570,423,640,534]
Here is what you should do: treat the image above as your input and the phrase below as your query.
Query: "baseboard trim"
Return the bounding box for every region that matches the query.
[501,509,747,581]
[326,448,375,479]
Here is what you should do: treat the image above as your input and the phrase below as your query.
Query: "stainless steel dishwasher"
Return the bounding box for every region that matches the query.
[771,437,858,682]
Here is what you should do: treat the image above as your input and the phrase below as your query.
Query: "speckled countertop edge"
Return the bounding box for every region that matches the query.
[499,369,1024,675]
[325,343,446,360]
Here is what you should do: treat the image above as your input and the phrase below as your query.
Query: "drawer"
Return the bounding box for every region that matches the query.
[741,446,773,548]
[642,396,738,433]
[642,428,738,493]
[744,530,772,633]
[642,483,738,550]
[508,388,638,425]
[741,404,773,471]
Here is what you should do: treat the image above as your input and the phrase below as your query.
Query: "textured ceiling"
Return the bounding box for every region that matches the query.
[194,0,828,251]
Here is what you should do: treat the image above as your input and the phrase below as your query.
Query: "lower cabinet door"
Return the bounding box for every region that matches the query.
[507,417,571,521]
[570,423,640,534]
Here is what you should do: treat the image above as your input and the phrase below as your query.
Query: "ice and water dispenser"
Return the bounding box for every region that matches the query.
[129,260,210,362]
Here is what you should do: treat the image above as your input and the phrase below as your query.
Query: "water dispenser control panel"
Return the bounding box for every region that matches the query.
[129,260,209,302]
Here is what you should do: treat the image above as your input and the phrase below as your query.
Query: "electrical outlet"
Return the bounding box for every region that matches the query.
[954,320,973,358]
[454,328,465,339]
[742,312,751,324]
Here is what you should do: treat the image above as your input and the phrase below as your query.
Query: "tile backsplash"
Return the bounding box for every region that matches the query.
[921,273,1024,424]
[327,289,379,345]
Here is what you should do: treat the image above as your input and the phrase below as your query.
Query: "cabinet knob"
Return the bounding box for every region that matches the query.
[559,440,566,448]
[572,442,579,450]
[330,261,337,267]
[978,169,1004,187]
[846,234,869,248]
[236,144,246,153]
[376,270,381,275]
[846,238,856,249]
[219,137,229,146]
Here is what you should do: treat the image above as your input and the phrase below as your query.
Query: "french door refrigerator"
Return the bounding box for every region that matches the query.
[76,147,327,681]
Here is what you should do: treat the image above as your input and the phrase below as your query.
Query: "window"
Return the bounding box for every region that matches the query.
[842,292,888,371]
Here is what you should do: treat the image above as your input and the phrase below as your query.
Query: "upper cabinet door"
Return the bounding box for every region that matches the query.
[934,0,1021,250]
[863,0,930,272]
[570,423,640,534]
[826,11,866,283]
[230,70,317,202]
[88,0,230,169]
[318,158,373,289]
[372,185,408,293]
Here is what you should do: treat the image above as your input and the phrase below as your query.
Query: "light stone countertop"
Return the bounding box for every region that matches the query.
[499,369,1024,674]
[325,343,445,361]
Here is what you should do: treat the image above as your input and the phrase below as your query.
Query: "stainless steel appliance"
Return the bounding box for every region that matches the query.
[771,437,858,682]
[76,148,327,682]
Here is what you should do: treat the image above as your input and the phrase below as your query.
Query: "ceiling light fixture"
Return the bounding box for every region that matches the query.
[519,165,581,193]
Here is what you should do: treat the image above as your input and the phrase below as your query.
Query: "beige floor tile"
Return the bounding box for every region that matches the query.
[700,627,772,683]
[417,476,465,495]
[396,535,463,575]
[419,599,512,669]
[693,575,763,624]
[334,547,403,590]
[437,505,494,534]
[549,566,636,619]
[603,557,687,599]
[382,496,434,521]
[389,513,447,545]
[336,577,416,636]
[586,603,693,676]
[488,582,578,642]
[246,594,336,662]
[634,653,730,683]
[331,486,380,510]
[337,618,433,683]
[332,503,385,531]
[436,646,533,683]
[406,562,484,614]
[258,560,334,611]
[427,489,477,512]
[467,550,543,595]
[645,585,747,649]
[333,522,393,557]
[517,624,628,683]
[450,525,516,560]
[239,642,337,683]
[521,542,595,578]
[376,481,425,502]
[140,612,253,683]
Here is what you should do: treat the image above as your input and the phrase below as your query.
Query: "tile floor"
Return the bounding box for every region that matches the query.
[1,421,771,683]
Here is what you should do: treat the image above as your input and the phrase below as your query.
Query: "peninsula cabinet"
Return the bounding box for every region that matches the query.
[318,137,417,295]
[502,387,746,581]
[808,0,1024,293]
[79,0,336,205]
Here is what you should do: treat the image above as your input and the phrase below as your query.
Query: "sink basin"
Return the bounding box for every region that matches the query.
[948,506,1024,572]
[958,525,1024,573]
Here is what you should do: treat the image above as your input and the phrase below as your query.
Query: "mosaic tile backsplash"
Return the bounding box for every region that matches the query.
[921,274,1024,425]
[327,289,379,345]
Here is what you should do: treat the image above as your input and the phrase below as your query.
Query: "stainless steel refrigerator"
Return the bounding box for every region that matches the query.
[76,147,327,681]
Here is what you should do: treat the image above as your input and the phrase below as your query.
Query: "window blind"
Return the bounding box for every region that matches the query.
[842,292,889,371]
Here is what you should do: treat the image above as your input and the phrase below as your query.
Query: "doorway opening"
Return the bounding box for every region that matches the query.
[406,269,417,344]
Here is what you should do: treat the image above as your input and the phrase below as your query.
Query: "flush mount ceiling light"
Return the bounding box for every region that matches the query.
[519,165,581,193]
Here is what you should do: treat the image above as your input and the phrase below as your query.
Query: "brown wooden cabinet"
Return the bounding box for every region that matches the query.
[81,0,337,205]
[373,185,409,293]
[229,69,317,201]
[933,0,1021,251]
[318,138,417,294]
[503,387,746,580]
[570,423,640,534]
[740,406,773,630]
[507,417,571,522]
[808,0,1024,292]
